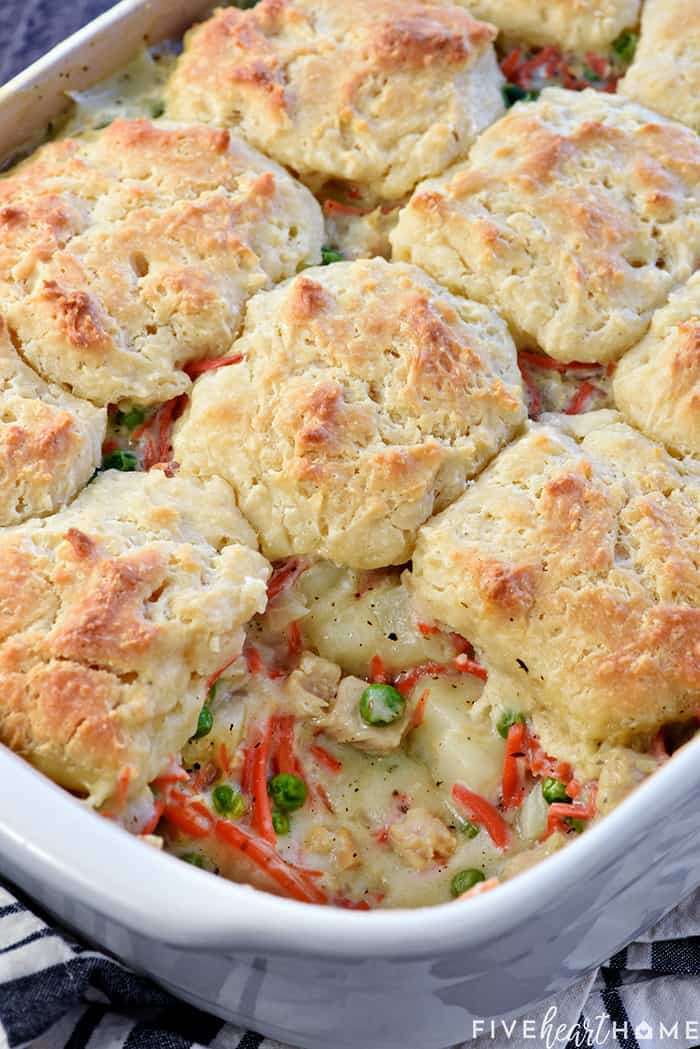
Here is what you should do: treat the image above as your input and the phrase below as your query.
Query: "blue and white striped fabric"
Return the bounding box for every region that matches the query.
[1,879,700,1049]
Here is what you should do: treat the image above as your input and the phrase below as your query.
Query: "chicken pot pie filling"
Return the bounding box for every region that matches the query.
[0,0,698,910]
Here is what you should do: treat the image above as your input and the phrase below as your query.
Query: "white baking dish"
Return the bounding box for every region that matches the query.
[2,5,700,1047]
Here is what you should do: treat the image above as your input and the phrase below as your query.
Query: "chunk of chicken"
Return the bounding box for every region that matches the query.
[305,825,361,872]
[388,807,457,871]
[285,651,342,718]
[319,675,411,753]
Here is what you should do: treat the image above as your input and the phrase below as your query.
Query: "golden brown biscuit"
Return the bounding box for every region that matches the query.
[174,258,526,569]
[411,411,700,766]
[392,88,700,364]
[0,471,270,806]
[621,0,700,132]
[0,119,323,406]
[462,0,640,52]
[165,0,505,203]
[614,272,700,455]
[0,318,105,524]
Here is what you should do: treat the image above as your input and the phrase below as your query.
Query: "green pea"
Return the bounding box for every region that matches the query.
[502,83,527,107]
[496,710,526,739]
[458,820,480,840]
[182,852,205,868]
[612,30,637,63]
[272,809,290,835]
[450,868,486,898]
[116,406,147,430]
[212,784,246,818]
[581,65,601,83]
[565,817,585,834]
[501,83,539,108]
[359,683,405,726]
[191,705,213,740]
[268,773,308,812]
[321,245,344,265]
[542,778,570,805]
[101,449,138,472]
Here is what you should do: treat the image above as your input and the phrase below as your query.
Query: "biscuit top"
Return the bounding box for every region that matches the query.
[391,88,700,363]
[0,471,270,805]
[411,412,700,764]
[173,258,526,569]
[165,0,504,202]
[621,0,700,132]
[614,271,700,455]
[0,119,323,406]
[463,0,640,52]
[0,317,105,525]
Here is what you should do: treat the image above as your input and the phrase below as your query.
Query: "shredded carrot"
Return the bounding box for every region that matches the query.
[500,47,523,80]
[452,653,488,681]
[214,819,327,904]
[373,826,390,845]
[518,349,601,374]
[288,621,302,662]
[310,743,343,773]
[501,721,527,809]
[272,714,298,776]
[408,689,430,731]
[417,622,440,637]
[461,876,500,900]
[251,724,276,845]
[563,380,604,415]
[566,779,582,800]
[205,652,240,696]
[542,784,597,840]
[526,733,572,783]
[584,51,609,78]
[338,898,372,910]
[323,199,369,218]
[267,558,309,603]
[369,654,388,683]
[151,767,189,788]
[395,655,487,696]
[417,622,474,657]
[132,394,189,469]
[452,783,511,849]
[162,791,213,839]
[116,766,135,810]
[240,745,255,796]
[244,643,265,676]
[219,743,234,778]
[314,782,335,813]
[517,360,543,419]
[184,353,243,379]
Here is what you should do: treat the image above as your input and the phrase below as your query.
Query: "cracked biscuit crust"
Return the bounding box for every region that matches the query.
[462,0,640,52]
[173,258,526,569]
[621,0,700,133]
[392,88,700,364]
[0,471,270,805]
[0,118,322,406]
[614,271,700,456]
[0,318,105,524]
[165,0,504,202]
[411,411,700,765]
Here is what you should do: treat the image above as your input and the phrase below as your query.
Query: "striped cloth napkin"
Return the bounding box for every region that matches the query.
[1,880,700,1049]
